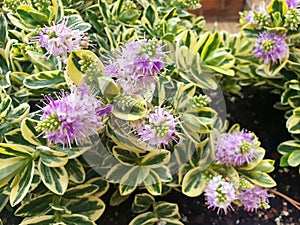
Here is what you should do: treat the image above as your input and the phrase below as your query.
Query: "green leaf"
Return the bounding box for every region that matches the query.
[86,177,110,197]
[278,140,300,154]
[26,51,56,71]
[152,166,173,182]
[0,89,11,118]
[113,147,140,166]
[238,147,266,170]
[267,0,288,16]
[38,160,68,195]
[60,214,96,225]
[21,118,45,146]
[19,215,55,225]
[23,71,65,89]
[200,32,221,62]
[106,163,131,184]
[38,146,68,167]
[97,76,120,98]
[109,189,130,206]
[63,184,99,199]
[16,5,48,26]
[65,197,105,221]
[0,157,26,188]
[239,170,277,188]
[287,150,300,167]
[155,202,180,219]
[141,151,171,168]
[0,13,7,46]
[0,143,34,157]
[10,160,35,206]
[132,193,155,213]
[182,167,206,197]
[65,158,85,183]
[144,170,162,196]
[6,103,30,124]
[129,212,157,225]
[15,193,53,217]
[120,166,150,195]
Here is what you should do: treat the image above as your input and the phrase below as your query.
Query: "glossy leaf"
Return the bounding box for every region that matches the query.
[182,167,206,197]
[38,160,68,195]
[15,193,53,217]
[10,160,35,206]
[132,193,155,213]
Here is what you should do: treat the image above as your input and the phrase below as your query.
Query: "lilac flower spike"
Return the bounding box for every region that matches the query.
[136,106,178,148]
[252,32,288,64]
[239,185,272,212]
[215,130,255,167]
[36,83,112,148]
[204,175,237,214]
[39,18,85,62]
[104,38,165,95]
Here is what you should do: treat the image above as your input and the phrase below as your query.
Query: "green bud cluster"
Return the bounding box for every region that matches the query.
[240,140,252,154]
[116,96,144,111]
[124,0,136,10]
[190,95,211,107]
[4,0,27,12]
[239,178,254,190]
[254,11,270,28]
[139,38,159,58]
[262,39,275,52]
[36,114,61,133]
[284,8,300,30]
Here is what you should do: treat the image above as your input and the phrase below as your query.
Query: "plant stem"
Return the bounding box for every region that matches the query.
[270,189,300,211]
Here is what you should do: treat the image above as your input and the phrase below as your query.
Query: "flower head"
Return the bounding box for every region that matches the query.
[136,106,178,148]
[239,184,272,212]
[215,130,256,167]
[39,18,85,62]
[245,5,270,28]
[36,83,112,148]
[252,31,288,64]
[103,38,165,95]
[204,175,237,214]
[284,7,300,30]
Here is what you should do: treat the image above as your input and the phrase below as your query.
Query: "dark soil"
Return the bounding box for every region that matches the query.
[1,88,299,225]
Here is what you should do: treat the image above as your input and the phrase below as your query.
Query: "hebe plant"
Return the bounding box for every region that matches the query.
[0,0,299,224]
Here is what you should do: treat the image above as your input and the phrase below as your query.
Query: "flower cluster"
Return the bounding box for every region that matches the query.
[39,19,85,62]
[204,175,237,214]
[36,83,112,148]
[214,130,256,167]
[204,176,272,213]
[104,38,165,95]
[135,106,178,148]
[239,184,272,212]
[252,31,288,64]
[285,6,300,30]
[244,4,270,29]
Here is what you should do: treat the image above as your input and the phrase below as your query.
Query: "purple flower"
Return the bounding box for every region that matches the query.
[103,38,165,95]
[239,185,272,212]
[36,83,112,148]
[286,0,300,8]
[252,32,288,64]
[136,106,178,148]
[215,130,255,167]
[245,5,270,28]
[204,175,237,214]
[39,18,85,62]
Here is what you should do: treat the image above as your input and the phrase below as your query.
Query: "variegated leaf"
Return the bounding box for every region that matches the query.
[38,160,68,195]
[10,160,35,206]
